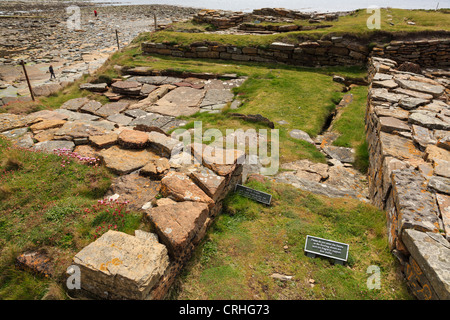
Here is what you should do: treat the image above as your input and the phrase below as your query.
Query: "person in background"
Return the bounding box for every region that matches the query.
[94,10,98,18]
[49,65,56,80]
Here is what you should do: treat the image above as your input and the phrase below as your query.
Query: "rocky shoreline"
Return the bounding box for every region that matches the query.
[0,1,199,102]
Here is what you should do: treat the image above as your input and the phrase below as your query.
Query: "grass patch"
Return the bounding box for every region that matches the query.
[331,85,369,172]
[145,9,450,48]
[0,137,142,299]
[170,179,413,300]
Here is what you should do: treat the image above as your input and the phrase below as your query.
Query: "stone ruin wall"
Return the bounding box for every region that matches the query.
[365,56,450,300]
[70,144,245,300]
[193,8,339,32]
[142,38,450,68]
[141,36,450,300]
[193,8,340,30]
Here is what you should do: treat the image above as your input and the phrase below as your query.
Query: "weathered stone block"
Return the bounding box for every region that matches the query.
[402,229,450,300]
[73,230,169,300]
[146,202,209,259]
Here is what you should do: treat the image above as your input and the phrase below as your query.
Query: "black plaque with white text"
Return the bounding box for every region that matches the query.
[234,184,272,205]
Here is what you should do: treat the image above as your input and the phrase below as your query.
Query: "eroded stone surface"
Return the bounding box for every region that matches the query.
[146,202,209,259]
[73,230,169,300]
[160,171,214,206]
[402,229,450,300]
[105,173,161,211]
[99,145,159,174]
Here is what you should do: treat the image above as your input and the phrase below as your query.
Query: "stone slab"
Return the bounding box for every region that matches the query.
[73,230,169,300]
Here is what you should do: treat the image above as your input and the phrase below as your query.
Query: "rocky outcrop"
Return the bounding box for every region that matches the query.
[366,56,450,300]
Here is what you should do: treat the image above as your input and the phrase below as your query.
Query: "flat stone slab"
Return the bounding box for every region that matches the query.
[289,129,314,144]
[428,176,450,195]
[29,119,66,133]
[146,104,200,117]
[73,230,169,300]
[156,86,205,108]
[129,76,184,85]
[140,158,170,179]
[270,42,295,50]
[399,97,429,110]
[395,79,445,98]
[378,116,410,133]
[60,97,90,111]
[128,113,163,127]
[370,88,408,104]
[16,251,53,278]
[79,83,108,92]
[200,89,234,107]
[402,229,450,300]
[106,114,133,126]
[105,173,161,211]
[33,140,75,153]
[190,143,245,176]
[0,114,28,132]
[99,145,159,174]
[125,109,149,119]
[147,131,183,157]
[409,112,450,131]
[394,87,433,100]
[54,109,100,122]
[89,133,118,148]
[160,171,214,206]
[146,201,210,259]
[26,110,68,123]
[379,132,423,160]
[111,81,142,96]
[392,169,441,234]
[95,102,130,118]
[118,129,149,149]
[274,173,361,199]
[0,127,28,140]
[80,100,103,115]
[189,167,227,202]
[54,121,108,139]
[322,146,355,163]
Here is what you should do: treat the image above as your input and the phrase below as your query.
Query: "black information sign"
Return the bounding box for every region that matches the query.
[234,184,272,205]
[304,235,349,264]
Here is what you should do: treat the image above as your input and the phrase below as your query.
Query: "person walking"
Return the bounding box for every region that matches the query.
[94,10,98,18]
[49,65,56,80]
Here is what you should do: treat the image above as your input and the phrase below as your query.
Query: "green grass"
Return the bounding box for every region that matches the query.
[170,179,413,300]
[144,9,450,48]
[0,137,142,299]
[331,85,369,172]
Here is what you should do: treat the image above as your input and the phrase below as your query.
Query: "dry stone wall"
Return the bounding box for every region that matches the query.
[142,38,450,68]
[372,39,450,68]
[366,56,450,300]
[142,37,369,67]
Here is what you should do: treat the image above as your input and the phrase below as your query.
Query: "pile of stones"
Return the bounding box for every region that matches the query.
[366,56,450,300]
[193,8,343,31]
[0,72,247,299]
